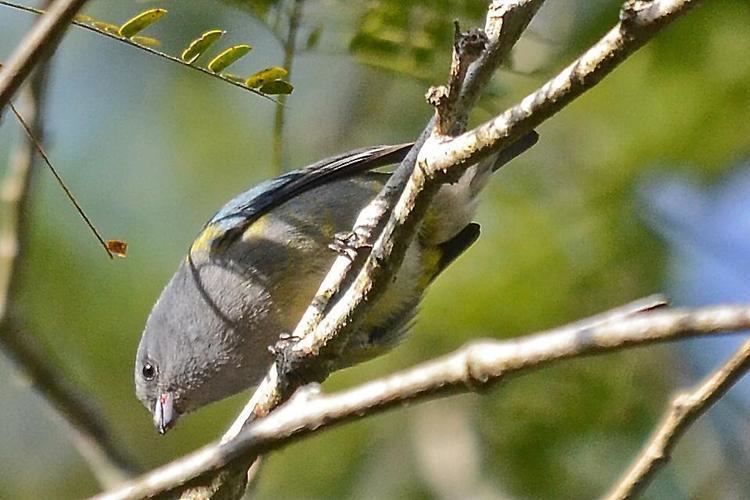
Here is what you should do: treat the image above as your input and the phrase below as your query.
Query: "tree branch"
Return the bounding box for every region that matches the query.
[0,0,89,114]
[94,301,750,500]
[425,0,704,172]
[605,337,750,500]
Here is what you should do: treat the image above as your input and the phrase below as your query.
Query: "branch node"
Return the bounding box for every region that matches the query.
[462,344,494,392]
[620,0,650,28]
[434,24,489,136]
[671,391,694,414]
[426,85,449,108]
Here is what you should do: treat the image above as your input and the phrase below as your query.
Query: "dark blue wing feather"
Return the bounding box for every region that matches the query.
[206,143,414,244]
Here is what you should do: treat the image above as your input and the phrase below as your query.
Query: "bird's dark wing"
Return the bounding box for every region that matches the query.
[205,143,414,248]
[201,130,539,251]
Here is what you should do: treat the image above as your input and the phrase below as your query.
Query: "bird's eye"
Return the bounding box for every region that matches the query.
[142,362,157,381]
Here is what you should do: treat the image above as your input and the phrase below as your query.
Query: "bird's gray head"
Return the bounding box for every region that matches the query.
[135,251,274,434]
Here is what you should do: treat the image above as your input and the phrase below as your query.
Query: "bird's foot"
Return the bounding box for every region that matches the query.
[329,229,372,260]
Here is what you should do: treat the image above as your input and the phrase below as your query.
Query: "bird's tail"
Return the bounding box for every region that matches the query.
[421,130,538,249]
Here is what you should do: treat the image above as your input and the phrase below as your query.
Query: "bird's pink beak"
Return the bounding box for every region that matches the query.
[154,392,178,434]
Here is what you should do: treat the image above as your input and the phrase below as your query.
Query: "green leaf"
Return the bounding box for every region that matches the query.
[259,80,293,95]
[207,45,253,73]
[181,30,226,64]
[91,21,121,35]
[118,8,167,38]
[244,66,288,88]
[131,36,161,48]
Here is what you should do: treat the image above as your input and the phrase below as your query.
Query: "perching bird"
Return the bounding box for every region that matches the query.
[135,133,537,434]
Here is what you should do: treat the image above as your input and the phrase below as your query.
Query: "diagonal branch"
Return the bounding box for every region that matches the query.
[93,301,750,500]
[425,0,705,172]
[604,337,750,500]
[275,0,702,421]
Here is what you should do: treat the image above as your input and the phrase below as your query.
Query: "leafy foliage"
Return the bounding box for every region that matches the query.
[349,0,488,79]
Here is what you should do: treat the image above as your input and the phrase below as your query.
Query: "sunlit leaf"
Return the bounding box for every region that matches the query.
[106,240,128,258]
[118,8,167,38]
[259,80,293,95]
[244,66,288,88]
[131,35,161,48]
[207,45,252,73]
[74,14,94,23]
[181,29,226,64]
[91,21,121,35]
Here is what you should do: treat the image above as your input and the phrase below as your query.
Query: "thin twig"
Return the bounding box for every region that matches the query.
[0,0,89,113]
[8,103,113,258]
[0,72,136,486]
[604,338,750,500]
[272,0,304,173]
[93,301,750,500]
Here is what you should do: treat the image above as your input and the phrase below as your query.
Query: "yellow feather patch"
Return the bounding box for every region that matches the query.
[190,224,225,254]
[419,246,443,289]
[242,215,269,241]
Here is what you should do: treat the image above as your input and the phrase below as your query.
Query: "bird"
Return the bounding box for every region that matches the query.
[135,133,537,434]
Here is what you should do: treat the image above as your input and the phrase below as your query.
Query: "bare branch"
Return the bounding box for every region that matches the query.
[0,0,89,113]
[425,0,704,172]
[428,22,488,136]
[94,301,750,500]
[605,338,750,500]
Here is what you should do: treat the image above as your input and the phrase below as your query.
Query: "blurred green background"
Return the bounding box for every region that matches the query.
[1,0,749,498]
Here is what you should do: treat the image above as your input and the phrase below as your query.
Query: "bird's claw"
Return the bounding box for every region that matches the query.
[329,229,372,260]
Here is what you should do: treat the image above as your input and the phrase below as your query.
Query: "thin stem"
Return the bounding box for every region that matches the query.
[9,103,113,258]
[272,0,304,173]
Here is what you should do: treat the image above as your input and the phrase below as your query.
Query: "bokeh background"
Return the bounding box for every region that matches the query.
[1,0,749,498]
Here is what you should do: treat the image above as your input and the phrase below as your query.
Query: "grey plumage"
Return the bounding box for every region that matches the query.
[135,133,537,433]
